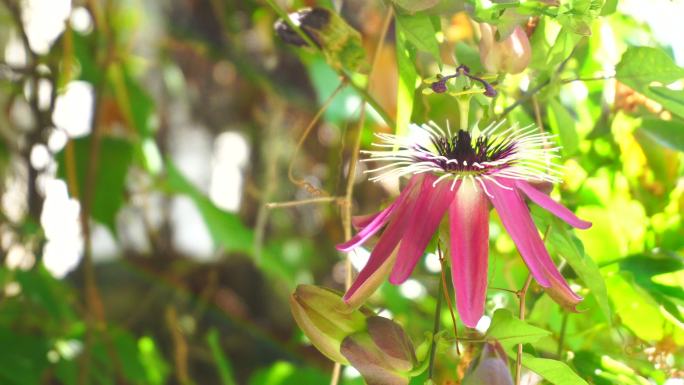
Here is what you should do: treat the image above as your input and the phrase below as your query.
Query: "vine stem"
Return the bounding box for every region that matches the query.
[287,81,346,196]
[515,225,552,385]
[514,273,534,385]
[438,242,460,355]
[428,272,443,380]
[329,6,394,385]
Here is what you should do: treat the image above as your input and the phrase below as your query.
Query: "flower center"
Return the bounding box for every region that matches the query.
[417,129,516,174]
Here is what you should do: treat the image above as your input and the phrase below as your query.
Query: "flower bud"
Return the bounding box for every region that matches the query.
[462,341,514,385]
[479,24,531,74]
[290,285,372,364]
[340,316,418,385]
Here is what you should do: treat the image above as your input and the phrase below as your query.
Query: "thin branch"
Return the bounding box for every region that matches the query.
[75,2,126,384]
[330,7,394,385]
[561,74,615,83]
[254,101,285,262]
[514,273,534,385]
[288,81,346,196]
[499,44,581,120]
[428,269,443,380]
[266,196,342,209]
[438,241,460,355]
[166,306,194,385]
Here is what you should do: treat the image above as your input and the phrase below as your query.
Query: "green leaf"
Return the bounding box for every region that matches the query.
[391,0,440,13]
[57,137,134,231]
[14,267,74,321]
[533,207,612,323]
[207,329,238,385]
[546,28,583,68]
[619,254,684,324]
[454,42,484,74]
[165,160,254,254]
[249,362,329,385]
[600,0,618,15]
[520,354,589,385]
[639,118,684,152]
[605,273,666,341]
[395,13,441,64]
[307,58,358,123]
[616,47,684,117]
[645,86,684,118]
[138,336,170,385]
[616,47,684,87]
[109,63,155,137]
[485,309,551,348]
[395,25,418,140]
[0,329,49,385]
[113,329,148,383]
[547,98,580,156]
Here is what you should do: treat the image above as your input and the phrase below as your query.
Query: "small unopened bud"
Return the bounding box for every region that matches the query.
[462,341,513,385]
[431,81,448,93]
[340,316,417,385]
[290,285,371,364]
[483,83,498,97]
[479,24,531,74]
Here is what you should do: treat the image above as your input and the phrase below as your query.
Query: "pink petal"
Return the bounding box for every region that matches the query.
[544,273,583,312]
[338,176,420,252]
[449,181,489,328]
[389,175,455,284]
[515,180,591,229]
[344,250,398,309]
[343,175,424,305]
[487,178,583,307]
[352,212,382,230]
[485,179,551,287]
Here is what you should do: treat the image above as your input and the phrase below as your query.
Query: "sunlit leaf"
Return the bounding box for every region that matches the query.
[248,362,329,385]
[617,47,684,117]
[395,13,441,64]
[395,26,417,140]
[485,309,551,348]
[547,98,580,156]
[616,47,684,86]
[639,119,684,151]
[519,353,589,385]
[606,273,666,341]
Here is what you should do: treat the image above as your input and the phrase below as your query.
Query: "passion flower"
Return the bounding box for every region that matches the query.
[337,121,591,327]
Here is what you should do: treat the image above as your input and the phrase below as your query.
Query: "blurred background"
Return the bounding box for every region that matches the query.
[0,0,684,384]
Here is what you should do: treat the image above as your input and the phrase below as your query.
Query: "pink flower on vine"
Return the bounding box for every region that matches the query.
[337,121,591,328]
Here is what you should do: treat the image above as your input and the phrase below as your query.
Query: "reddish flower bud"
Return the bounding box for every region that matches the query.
[462,342,514,385]
[340,316,418,385]
[479,24,531,74]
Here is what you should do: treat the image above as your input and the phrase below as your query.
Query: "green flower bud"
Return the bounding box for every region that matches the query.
[462,341,514,385]
[340,316,418,385]
[289,285,372,364]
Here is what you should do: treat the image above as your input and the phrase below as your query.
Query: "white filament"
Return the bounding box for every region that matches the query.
[363,121,563,197]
